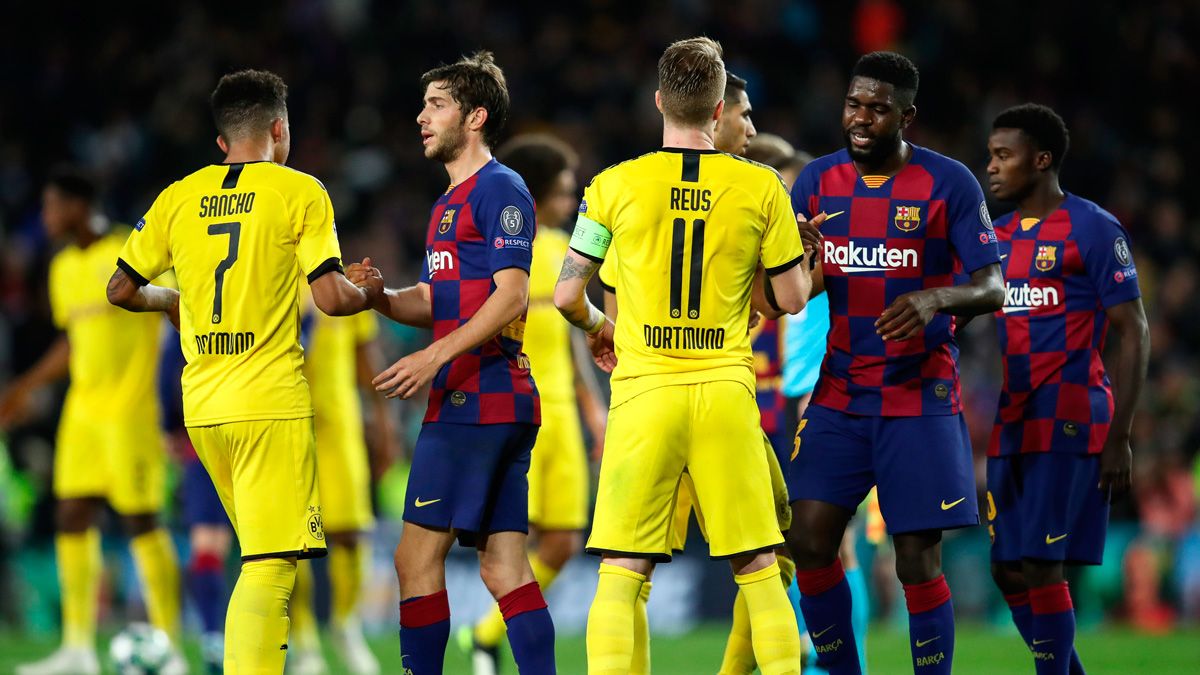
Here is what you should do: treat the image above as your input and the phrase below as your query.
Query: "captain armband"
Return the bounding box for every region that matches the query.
[568,215,612,262]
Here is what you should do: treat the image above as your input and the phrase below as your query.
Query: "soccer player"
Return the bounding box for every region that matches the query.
[106,69,382,674]
[289,305,392,675]
[0,170,184,675]
[555,38,810,675]
[786,52,1005,675]
[349,52,555,675]
[985,103,1149,675]
[464,133,607,675]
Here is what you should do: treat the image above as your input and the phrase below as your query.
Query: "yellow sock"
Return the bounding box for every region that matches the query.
[473,551,562,648]
[289,559,320,651]
[736,561,801,675]
[130,529,182,644]
[226,558,296,675]
[630,580,652,675]
[777,555,796,588]
[329,542,368,628]
[719,589,756,674]
[587,563,646,675]
[57,529,101,649]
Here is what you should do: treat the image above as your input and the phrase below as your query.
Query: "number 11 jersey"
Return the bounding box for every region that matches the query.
[586,148,805,406]
[118,161,343,426]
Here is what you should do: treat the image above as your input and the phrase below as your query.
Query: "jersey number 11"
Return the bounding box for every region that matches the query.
[670,217,705,320]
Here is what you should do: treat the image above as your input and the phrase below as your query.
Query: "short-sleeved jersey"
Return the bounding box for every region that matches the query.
[989,193,1141,456]
[793,145,1000,416]
[524,227,576,406]
[419,159,540,425]
[118,161,344,426]
[577,148,805,406]
[304,309,377,426]
[751,318,785,434]
[51,228,163,421]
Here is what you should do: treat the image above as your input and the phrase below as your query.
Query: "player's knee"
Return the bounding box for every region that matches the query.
[990,563,1025,595]
[55,498,97,533]
[536,531,582,570]
[121,513,159,537]
[478,556,530,599]
[1020,559,1065,588]
[894,552,941,585]
[785,524,838,569]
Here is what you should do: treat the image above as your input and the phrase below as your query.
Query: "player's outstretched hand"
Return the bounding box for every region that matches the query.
[797,211,829,257]
[876,290,940,341]
[1099,434,1133,499]
[0,384,31,429]
[588,320,617,373]
[347,257,384,299]
[373,348,440,399]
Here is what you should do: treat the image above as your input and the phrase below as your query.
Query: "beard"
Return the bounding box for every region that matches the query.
[426,121,467,164]
[843,127,901,166]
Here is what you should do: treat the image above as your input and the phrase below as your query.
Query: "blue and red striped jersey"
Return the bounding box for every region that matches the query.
[792,145,999,416]
[751,318,785,435]
[419,159,540,425]
[988,193,1141,456]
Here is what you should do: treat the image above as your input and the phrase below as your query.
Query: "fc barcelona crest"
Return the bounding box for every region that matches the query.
[438,208,456,234]
[893,205,921,232]
[1035,244,1058,272]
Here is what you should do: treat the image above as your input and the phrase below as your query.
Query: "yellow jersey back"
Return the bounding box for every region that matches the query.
[580,149,804,405]
[118,161,343,426]
[524,227,576,405]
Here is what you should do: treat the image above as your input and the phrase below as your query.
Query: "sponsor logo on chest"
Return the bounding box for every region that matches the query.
[1001,282,1060,314]
[426,248,455,278]
[824,239,919,273]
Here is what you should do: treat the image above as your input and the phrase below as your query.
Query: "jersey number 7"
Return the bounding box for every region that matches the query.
[670,217,706,320]
[208,221,241,324]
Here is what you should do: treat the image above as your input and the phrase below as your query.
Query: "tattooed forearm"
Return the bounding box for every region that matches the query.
[557,255,599,284]
[106,268,179,314]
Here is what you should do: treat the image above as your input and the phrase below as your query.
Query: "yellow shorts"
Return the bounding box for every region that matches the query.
[314,415,374,533]
[188,418,326,560]
[670,430,792,551]
[527,399,589,530]
[55,415,166,515]
[588,380,784,560]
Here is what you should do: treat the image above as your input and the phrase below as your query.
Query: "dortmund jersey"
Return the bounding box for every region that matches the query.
[51,227,163,422]
[118,161,343,426]
[305,309,377,427]
[524,227,576,406]
[578,148,805,406]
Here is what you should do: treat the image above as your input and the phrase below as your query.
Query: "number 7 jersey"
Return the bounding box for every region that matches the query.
[118,161,343,426]
[586,148,805,406]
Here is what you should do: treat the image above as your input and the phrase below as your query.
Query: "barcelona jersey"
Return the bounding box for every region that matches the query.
[792,145,1000,416]
[419,159,539,425]
[989,193,1141,456]
[751,318,785,435]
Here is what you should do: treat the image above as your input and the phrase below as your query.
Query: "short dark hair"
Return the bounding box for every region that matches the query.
[421,51,510,149]
[46,166,97,203]
[724,71,747,103]
[658,37,726,126]
[745,134,811,174]
[992,103,1070,170]
[851,51,919,106]
[496,134,578,204]
[210,69,288,141]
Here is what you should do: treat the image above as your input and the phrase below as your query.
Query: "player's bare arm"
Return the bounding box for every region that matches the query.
[875,262,1004,341]
[755,257,812,320]
[106,267,181,329]
[554,248,616,373]
[570,330,608,460]
[1098,297,1150,496]
[348,259,434,329]
[374,266,529,399]
[310,257,382,316]
[356,337,400,477]
[0,334,69,427]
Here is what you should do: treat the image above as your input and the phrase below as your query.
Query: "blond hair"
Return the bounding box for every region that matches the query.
[658,37,726,127]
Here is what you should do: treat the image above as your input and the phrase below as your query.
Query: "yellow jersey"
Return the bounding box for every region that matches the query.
[118,161,343,426]
[524,227,576,405]
[50,227,163,422]
[304,308,377,427]
[579,149,804,405]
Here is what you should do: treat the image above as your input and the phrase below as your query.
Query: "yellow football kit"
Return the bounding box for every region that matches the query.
[119,161,344,559]
[524,227,589,530]
[575,149,805,559]
[304,309,377,533]
[50,227,166,514]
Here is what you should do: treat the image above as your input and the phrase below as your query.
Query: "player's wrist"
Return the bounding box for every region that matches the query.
[584,304,607,335]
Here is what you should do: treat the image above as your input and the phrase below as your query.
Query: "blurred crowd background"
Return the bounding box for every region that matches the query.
[1,0,1198,638]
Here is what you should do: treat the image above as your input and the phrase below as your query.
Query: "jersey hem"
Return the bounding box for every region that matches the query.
[184,410,313,428]
[585,546,673,563]
[242,547,327,562]
[306,257,344,283]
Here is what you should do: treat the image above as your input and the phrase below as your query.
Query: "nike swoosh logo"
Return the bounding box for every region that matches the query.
[1045,533,1069,544]
[915,636,940,648]
[811,624,836,639]
[1032,638,1054,645]
[941,498,966,510]
[414,498,442,507]
[1000,254,1009,260]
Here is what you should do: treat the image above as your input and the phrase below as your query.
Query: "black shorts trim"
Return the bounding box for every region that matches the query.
[116,258,150,287]
[766,253,805,276]
[586,547,673,564]
[569,246,605,264]
[709,541,784,561]
[241,547,328,562]
[306,257,344,284]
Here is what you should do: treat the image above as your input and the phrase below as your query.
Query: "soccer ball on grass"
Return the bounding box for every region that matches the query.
[109,622,173,674]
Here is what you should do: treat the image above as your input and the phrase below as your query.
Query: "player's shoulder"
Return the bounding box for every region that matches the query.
[718,152,789,190]
[794,149,851,188]
[991,209,1018,232]
[912,144,978,190]
[259,163,331,195]
[585,150,664,187]
[474,160,532,200]
[1063,193,1123,231]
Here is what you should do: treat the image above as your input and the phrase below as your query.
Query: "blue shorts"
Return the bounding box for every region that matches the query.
[787,404,978,534]
[181,456,230,528]
[766,428,793,471]
[987,453,1109,565]
[404,422,538,548]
